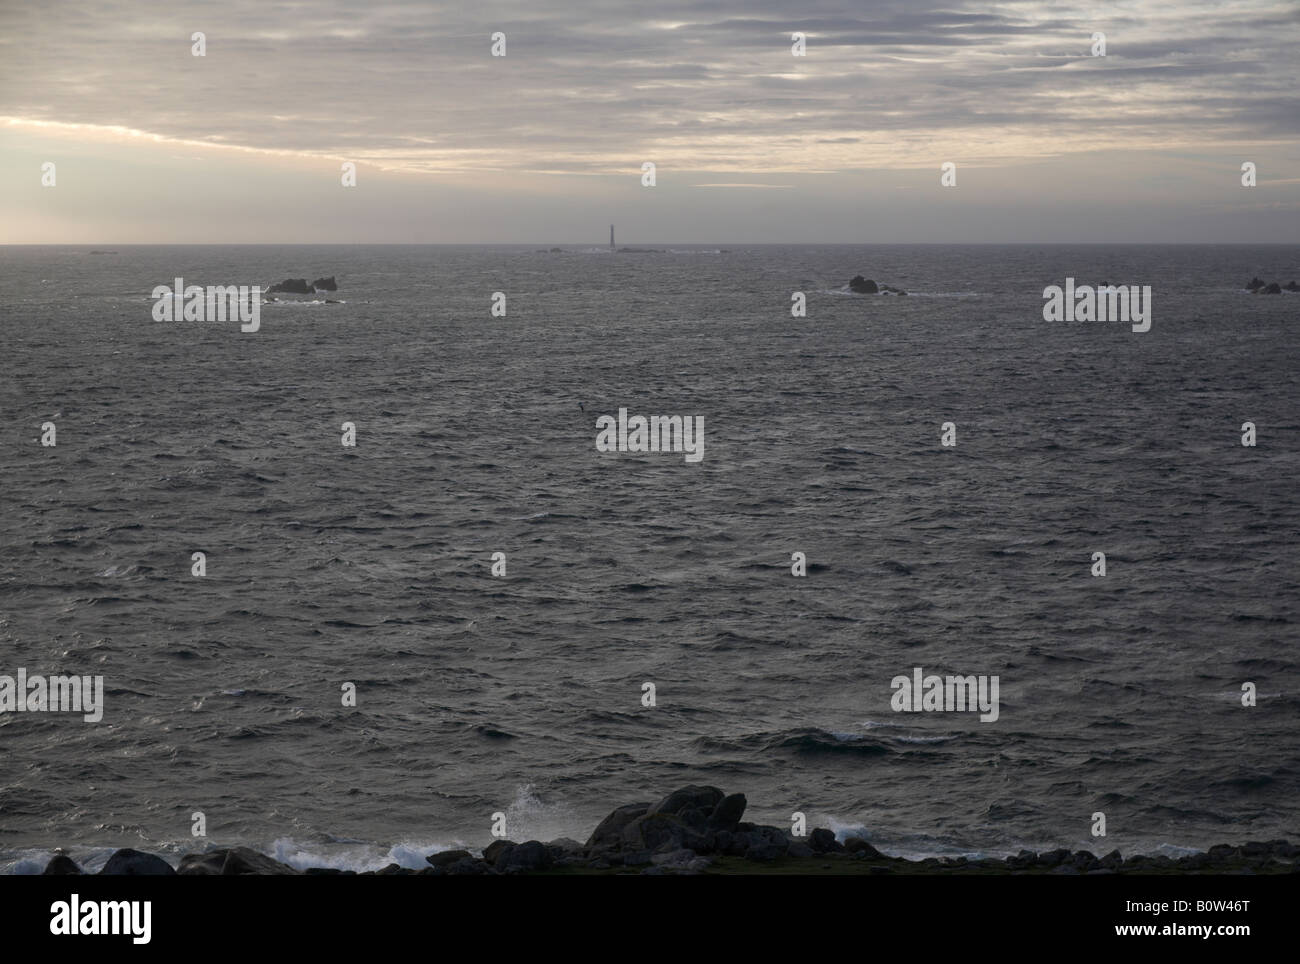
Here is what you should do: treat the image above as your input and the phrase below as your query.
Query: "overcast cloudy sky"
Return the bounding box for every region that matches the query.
[2,0,1297,242]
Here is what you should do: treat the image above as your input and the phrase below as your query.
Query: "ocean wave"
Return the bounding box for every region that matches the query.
[95,564,148,577]
[271,837,467,872]
[694,726,892,757]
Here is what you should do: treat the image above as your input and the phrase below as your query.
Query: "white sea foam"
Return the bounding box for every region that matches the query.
[271,837,469,872]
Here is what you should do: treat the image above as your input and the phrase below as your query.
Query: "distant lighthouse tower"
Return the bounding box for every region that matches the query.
[610,224,615,249]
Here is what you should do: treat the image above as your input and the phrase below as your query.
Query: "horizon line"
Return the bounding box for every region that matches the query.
[4,241,1299,247]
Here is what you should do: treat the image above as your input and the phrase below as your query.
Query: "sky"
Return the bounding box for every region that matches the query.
[1,0,1297,243]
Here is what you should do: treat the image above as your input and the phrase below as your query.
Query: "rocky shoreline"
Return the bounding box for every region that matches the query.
[31,786,1299,876]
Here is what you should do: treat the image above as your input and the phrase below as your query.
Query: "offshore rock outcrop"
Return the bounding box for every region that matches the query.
[1246,277,1292,294]
[849,275,907,295]
[266,278,316,294]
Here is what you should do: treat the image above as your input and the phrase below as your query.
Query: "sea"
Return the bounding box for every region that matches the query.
[0,243,1296,873]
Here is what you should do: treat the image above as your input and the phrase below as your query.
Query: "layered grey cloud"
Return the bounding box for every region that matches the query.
[1,0,1297,241]
[3,0,1297,173]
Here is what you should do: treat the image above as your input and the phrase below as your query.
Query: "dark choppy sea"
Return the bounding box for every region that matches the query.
[1,243,1296,872]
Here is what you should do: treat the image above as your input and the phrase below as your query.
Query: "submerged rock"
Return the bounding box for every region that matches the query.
[1259,282,1282,294]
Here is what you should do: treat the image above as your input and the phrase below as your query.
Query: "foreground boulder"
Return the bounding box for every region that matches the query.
[844,837,885,859]
[735,822,793,860]
[425,849,472,869]
[267,278,315,294]
[178,847,299,875]
[584,785,817,862]
[809,827,846,854]
[494,840,552,873]
[545,837,584,856]
[42,854,83,875]
[614,786,741,854]
[621,812,710,853]
[423,848,494,875]
[99,849,176,876]
[482,839,514,866]
[650,785,726,821]
[585,802,652,852]
[709,793,747,832]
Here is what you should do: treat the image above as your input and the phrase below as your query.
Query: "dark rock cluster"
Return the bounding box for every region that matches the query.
[1246,276,1297,293]
[36,786,1300,876]
[266,278,315,294]
[266,276,339,294]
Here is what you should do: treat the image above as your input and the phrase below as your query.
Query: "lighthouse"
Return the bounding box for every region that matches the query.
[610,224,615,249]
